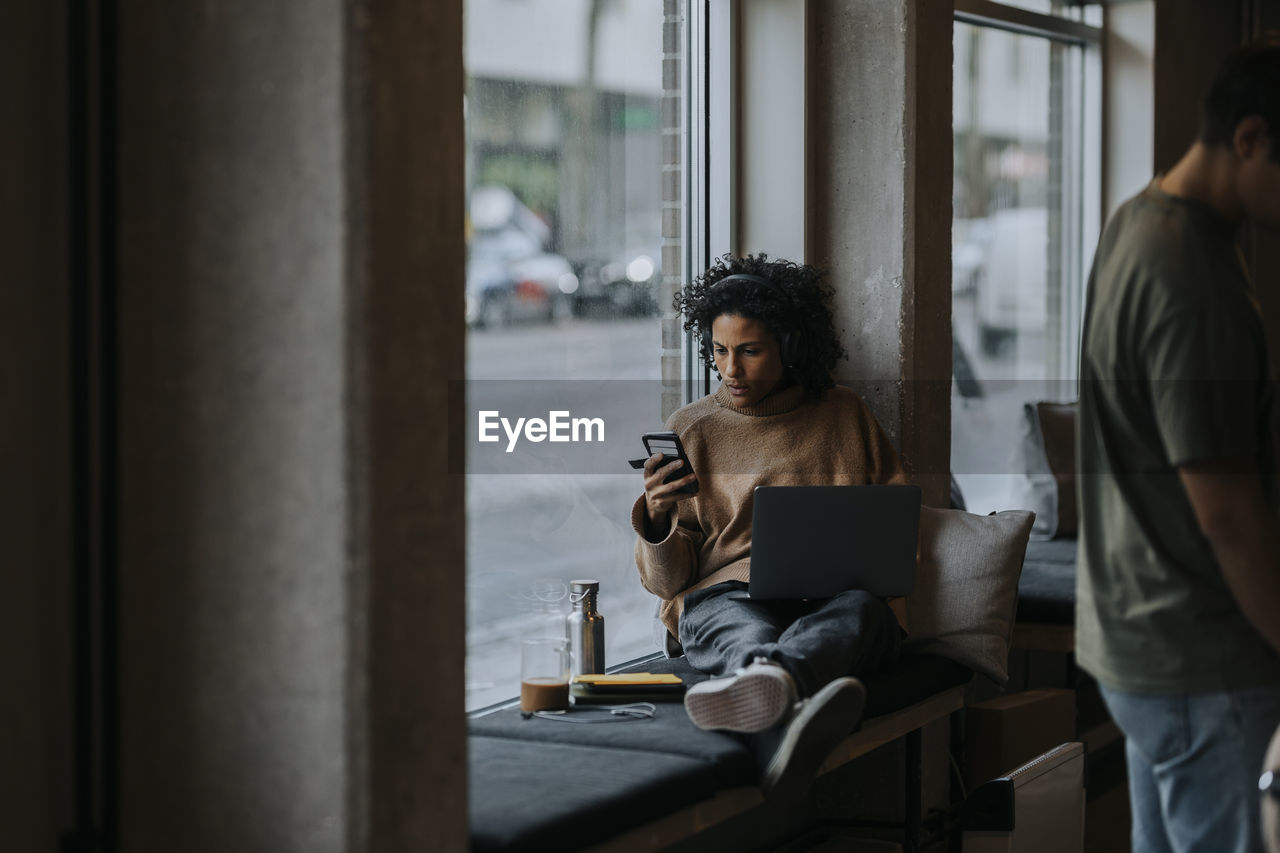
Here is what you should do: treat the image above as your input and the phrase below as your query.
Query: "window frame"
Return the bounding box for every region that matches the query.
[948,0,1103,516]
[465,0,703,715]
[952,4,1102,373]
[682,0,726,403]
[681,0,810,403]
[955,0,1102,43]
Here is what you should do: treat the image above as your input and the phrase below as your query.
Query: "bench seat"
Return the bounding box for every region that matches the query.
[1012,537,1078,652]
[1014,537,1077,625]
[469,653,972,852]
[469,737,720,852]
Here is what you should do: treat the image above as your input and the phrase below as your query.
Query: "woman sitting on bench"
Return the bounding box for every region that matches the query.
[634,254,908,803]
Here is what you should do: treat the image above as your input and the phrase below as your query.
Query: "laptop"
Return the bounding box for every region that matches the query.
[732,484,921,600]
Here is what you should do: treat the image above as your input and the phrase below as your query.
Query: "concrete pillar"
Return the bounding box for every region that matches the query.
[115,3,349,845]
[114,0,466,849]
[0,1,469,850]
[807,0,954,507]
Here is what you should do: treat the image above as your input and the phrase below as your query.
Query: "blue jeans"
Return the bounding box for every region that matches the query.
[678,580,901,698]
[1099,683,1280,853]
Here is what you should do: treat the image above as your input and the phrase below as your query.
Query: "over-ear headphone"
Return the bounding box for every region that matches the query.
[702,273,803,367]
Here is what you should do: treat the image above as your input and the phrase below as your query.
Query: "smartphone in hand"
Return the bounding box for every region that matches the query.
[640,430,698,495]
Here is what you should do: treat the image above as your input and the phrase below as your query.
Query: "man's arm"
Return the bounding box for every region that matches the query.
[1179,458,1280,656]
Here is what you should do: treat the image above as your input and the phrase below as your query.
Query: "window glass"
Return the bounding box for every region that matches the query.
[464,0,684,711]
[951,21,1088,515]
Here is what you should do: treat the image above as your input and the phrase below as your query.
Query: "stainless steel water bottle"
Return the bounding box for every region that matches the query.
[566,579,605,675]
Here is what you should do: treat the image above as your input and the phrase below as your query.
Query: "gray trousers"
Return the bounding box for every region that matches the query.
[678,580,902,699]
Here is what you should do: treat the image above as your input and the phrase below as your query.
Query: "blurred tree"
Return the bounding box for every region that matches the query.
[562,0,615,262]
[477,155,560,226]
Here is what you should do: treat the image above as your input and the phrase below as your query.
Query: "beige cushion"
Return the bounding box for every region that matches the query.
[1010,401,1077,539]
[904,506,1035,684]
[1036,401,1078,536]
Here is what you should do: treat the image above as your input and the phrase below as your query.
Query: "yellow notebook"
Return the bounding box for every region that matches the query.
[572,673,683,686]
[569,672,685,704]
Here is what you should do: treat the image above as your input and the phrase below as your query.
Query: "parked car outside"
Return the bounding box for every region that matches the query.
[952,217,991,297]
[466,185,578,328]
[466,237,577,328]
[974,206,1047,356]
[571,249,659,319]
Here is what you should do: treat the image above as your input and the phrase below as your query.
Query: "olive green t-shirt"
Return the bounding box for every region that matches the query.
[1076,178,1280,694]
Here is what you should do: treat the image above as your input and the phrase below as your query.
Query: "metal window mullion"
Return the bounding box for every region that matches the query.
[1050,37,1095,392]
[679,0,733,408]
[703,0,733,400]
[955,0,1101,46]
[663,0,689,420]
[680,0,704,413]
[1077,29,1102,394]
[1047,40,1066,382]
[1061,42,1086,388]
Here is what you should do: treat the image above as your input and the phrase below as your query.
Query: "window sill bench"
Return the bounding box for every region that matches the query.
[469,653,971,852]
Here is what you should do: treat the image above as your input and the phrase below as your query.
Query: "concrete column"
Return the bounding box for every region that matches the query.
[116,5,347,847]
[113,1,465,851]
[807,0,954,507]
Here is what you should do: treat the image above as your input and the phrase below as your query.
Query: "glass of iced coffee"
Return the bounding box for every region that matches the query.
[520,637,570,712]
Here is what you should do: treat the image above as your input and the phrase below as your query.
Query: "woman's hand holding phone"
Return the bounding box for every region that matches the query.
[642,453,697,539]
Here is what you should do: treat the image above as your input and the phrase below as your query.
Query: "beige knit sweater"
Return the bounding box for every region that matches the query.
[631,382,908,641]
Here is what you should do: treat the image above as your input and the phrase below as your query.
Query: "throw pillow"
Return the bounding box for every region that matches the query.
[1008,401,1077,540]
[1035,401,1077,537]
[904,506,1035,684]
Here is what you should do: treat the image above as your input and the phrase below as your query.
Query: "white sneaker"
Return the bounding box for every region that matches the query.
[684,658,798,733]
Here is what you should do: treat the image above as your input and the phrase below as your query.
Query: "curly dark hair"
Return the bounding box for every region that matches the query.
[672,254,847,398]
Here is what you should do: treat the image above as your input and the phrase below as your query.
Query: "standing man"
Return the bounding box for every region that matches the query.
[1077,36,1280,853]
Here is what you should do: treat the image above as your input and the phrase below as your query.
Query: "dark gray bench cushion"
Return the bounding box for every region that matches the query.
[468,652,974,849]
[469,687,757,788]
[470,652,972,790]
[861,652,972,718]
[469,736,718,852]
[1014,537,1077,625]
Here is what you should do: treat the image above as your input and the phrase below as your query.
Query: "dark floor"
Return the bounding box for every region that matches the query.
[769,724,1134,852]
[768,780,1130,852]
[1086,779,1132,853]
